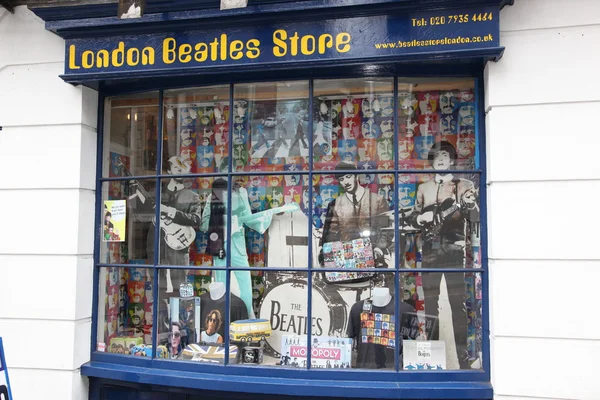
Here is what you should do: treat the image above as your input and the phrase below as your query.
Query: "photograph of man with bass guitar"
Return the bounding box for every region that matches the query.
[408,140,479,369]
[124,155,201,293]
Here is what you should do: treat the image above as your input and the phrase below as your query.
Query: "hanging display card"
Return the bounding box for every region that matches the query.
[103,200,127,242]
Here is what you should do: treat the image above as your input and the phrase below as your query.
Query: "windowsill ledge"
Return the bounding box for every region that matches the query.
[82,361,493,399]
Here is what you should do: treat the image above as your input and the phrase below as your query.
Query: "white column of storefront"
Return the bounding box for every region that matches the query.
[487,1,600,399]
[0,6,97,400]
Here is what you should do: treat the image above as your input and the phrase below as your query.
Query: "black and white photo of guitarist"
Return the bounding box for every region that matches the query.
[409,140,479,369]
[141,155,202,292]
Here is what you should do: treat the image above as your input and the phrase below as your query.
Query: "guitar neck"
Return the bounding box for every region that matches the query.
[440,204,460,219]
[117,163,156,206]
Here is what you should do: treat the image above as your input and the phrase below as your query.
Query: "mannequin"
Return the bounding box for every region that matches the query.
[346,284,414,369]
[371,286,392,307]
[209,281,226,300]
[199,279,247,344]
[200,178,299,318]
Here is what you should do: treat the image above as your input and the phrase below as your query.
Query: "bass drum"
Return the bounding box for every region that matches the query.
[258,272,348,358]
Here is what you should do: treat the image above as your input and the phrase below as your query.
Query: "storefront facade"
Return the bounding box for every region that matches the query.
[1,1,599,399]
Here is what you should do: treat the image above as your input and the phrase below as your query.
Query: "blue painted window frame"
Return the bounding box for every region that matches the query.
[87,63,491,398]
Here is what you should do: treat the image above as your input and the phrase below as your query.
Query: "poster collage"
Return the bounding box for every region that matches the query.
[100,84,483,364]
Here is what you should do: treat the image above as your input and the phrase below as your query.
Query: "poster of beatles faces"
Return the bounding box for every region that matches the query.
[99,266,154,352]
[313,78,395,172]
[163,86,231,176]
[398,84,476,170]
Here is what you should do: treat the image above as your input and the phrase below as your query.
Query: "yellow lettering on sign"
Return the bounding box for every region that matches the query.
[246,39,260,59]
[194,42,209,62]
[96,49,109,68]
[301,34,315,55]
[230,40,244,60]
[127,48,140,66]
[220,33,228,61]
[142,47,155,65]
[82,50,94,68]
[336,33,351,53]
[179,44,192,63]
[318,34,333,54]
[112,41,125,67]
[68,44,80,70]
[163,38,177,64]
[290,32,300,56]
[209,38,219,61]
[273,29,287,57]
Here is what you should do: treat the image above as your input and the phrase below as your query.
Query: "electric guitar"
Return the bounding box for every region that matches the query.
[116,161,196,251]
[420,197,462,241]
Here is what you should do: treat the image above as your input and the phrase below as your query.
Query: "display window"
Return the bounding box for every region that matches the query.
[162,85,231,174]
[97,267,155,356]
[96,77,485,373]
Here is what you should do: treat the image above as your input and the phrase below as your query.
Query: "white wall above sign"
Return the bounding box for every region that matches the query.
[220,0,248,10]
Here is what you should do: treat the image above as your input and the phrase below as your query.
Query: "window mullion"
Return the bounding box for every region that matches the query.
[151,89,165,359]
[306,78,314,370]
[224,82,235,366]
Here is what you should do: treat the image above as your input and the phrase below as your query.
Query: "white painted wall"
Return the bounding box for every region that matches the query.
[0,6,97,400]
[487,1,600,399]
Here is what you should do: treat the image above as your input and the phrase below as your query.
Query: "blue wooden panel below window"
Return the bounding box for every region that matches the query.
[84,363,493,399]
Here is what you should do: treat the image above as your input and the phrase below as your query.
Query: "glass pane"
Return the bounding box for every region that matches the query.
[397,79,476,170]
[157,268,239,363]
[99,180,156,265]
[313,78,394,170]
[229,174,308,271]
[400,272,482,370]
[233,81,310,172]
[103,92,159,178]
[313,172,395,269]
[397,173,481,270]
[251,271,308,367]
[154,176,209,266]
[163,85,231,175]
[96,267,156,357]
[310,272,398,370]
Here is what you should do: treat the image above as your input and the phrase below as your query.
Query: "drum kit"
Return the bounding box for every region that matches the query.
[257,208,424,359]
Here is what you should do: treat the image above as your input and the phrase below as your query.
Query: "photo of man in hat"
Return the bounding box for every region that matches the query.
[409,140,479,369]
[319,161,392,268]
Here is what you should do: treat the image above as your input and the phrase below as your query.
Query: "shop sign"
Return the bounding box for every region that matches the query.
[64,5,499,76]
